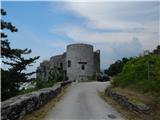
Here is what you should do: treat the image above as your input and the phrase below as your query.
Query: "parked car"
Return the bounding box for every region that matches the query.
[97,74,110,82]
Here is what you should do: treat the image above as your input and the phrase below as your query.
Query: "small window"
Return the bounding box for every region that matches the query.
[60,63,63,69]
[68,60,71,67]
[81,65,85,70]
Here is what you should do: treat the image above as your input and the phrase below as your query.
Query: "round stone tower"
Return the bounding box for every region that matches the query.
[66,43,94,81]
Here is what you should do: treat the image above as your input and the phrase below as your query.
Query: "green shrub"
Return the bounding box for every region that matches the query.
[56,74,63,82]
[18,79,56,94]
[112,54,160,94]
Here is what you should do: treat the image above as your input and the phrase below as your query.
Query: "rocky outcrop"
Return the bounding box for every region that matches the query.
[105,88,151,113]
[1,81,72,120]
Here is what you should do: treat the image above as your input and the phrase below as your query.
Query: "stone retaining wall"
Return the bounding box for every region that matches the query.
[1,81,72,120]
[105,88,151,113]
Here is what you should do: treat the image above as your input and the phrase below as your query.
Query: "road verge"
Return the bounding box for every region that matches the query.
[99,87,160,120]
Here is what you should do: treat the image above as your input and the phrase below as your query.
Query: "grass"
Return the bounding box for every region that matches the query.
[22,85,69,120]
[99,87,160,120]
[111,87,155,105]
[105,54,160,119]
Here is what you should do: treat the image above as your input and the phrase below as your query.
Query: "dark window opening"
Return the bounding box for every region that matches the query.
[78,62,87,64]
[68,60,71,67]
[60,62,63,69]
[81,65,85,70]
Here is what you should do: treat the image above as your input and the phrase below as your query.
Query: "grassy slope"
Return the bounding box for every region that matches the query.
[104,54,160,120]
[112,54,160,94]
[100,89,160,120]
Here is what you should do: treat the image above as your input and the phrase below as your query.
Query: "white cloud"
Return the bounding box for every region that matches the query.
[63,2,159,30]
[52,23,159,50]
[51,2,159,68]
[52,25,131,43]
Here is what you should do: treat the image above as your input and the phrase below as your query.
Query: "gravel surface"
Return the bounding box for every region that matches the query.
[44,81,124,120]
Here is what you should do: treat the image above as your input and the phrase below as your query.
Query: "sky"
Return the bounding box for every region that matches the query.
[2,1,160,73]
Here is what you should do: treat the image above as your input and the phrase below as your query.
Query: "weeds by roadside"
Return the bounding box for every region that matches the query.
[99,87,160,120]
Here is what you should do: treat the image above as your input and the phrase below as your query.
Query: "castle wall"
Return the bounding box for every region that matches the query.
[94,50,100,74]
[50,53,66,71]
[36,60,50,81]
[66,44,94,81]
[36,44,100,81]
[36,53,66,82]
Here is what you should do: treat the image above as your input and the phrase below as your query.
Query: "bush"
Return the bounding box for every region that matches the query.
[56,74,63,82]
[36,79,56,89]
[18,79,56,94]
[104,58,129,76]
[112,54,160,94]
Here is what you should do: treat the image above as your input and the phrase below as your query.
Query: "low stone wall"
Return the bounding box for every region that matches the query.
[60,80,72,87]
[105,88,151,113]
[1,81,72,120]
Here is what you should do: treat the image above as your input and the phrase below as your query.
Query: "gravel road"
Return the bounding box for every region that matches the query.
[44,81,124,120]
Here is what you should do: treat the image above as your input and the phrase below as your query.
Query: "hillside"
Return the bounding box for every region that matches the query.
[112,54,160,95]
[103,54,160,120]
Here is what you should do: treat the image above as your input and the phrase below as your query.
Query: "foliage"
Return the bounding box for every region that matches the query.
[104,58,129,76]
[112,54,160,94]
[18,87,36,95]
[19,69,66,95]
[152,45,160,55]
[36,79,56,89]
[48,68,65,82]
[18,79,56,94]
[1,9,40,101]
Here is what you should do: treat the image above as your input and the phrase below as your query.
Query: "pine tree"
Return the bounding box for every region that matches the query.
[1,9,40,101]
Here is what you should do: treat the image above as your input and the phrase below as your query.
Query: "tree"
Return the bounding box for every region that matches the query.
[104,57,129,76]
[152,45,160,55]
[1,9,40,101]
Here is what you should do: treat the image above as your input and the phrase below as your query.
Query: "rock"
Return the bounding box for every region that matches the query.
[136,103,150,112]
[107,114,117,119]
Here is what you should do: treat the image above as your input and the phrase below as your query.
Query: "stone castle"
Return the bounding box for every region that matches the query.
[36,43,100,81]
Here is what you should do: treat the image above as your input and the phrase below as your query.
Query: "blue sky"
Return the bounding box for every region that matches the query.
[2,1,160,73]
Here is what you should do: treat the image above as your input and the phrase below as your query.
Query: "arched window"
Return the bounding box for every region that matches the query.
[81,65,85,70]
[68,60,71,67]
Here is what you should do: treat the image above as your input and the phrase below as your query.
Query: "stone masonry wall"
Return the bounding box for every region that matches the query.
[105,88,151,114]
[66,44,94,81]
[36,44,100,82]
[94,50,100,74]
[1,81,72,120]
